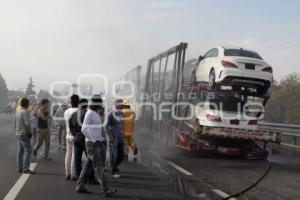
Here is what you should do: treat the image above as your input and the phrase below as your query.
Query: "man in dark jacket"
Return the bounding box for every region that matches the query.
[69,98,88,178]
[107,99,125,178]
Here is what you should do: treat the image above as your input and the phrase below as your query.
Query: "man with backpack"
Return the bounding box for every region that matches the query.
[69,98,88,178]
[64,94,79,181]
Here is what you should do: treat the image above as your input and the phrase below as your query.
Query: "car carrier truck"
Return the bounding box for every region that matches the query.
[140,42,280,159]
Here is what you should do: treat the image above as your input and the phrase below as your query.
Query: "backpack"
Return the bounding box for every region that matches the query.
[69,110,86,136]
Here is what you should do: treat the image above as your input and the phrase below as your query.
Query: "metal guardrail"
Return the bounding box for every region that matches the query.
[259,122,300,146]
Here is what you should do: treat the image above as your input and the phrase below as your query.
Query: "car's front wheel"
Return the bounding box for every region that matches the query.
[208,69,216,89]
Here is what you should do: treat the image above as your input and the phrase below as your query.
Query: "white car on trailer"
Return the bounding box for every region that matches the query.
[195,47,273,95]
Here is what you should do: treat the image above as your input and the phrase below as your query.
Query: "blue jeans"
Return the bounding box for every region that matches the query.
[57,125,66,147]
[17,135,32,171]
[110,137,125,172]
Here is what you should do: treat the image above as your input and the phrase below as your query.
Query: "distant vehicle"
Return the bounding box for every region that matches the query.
[194,47,273,95]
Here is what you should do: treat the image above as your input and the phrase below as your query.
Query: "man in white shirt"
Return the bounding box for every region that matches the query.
[64,94,79,181]
[76,95,117,197]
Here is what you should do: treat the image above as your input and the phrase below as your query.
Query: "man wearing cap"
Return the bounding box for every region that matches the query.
[76,95,117,197]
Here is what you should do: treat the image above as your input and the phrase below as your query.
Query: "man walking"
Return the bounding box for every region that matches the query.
[76,95,117,197]
[69,98,88,178]
[55,103,67,149]
[107,99,125,178]
[33,99,51,160]
[64,94,79,181]
[15,98,35,174]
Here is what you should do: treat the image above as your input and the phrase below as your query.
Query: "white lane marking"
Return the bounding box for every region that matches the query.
[4,163,38,200]
[212,189,237,200]
[166,161,193,176]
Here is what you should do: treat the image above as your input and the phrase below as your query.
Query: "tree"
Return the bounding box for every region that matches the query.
[265,73,300,124]
[7,90,25,101]
[37,89,54,101]
[0,73,8,110]
[25,77,36,98]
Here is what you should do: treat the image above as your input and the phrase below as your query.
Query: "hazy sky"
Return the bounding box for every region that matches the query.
[0,0,300,92]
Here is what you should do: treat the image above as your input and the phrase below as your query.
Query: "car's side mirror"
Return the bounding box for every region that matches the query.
[198,55,203,63]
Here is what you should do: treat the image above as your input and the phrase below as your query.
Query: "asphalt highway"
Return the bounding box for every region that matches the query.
[0,113,189,200]
[136,126,300,200]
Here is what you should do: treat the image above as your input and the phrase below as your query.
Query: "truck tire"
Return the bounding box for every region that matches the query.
[208,69,216,89]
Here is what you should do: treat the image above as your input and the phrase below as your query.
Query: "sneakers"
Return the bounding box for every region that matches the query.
[112,172,121,178]
[70,176,78,181]
[112,168,121,178]
[65,175,71,181]
[103,188,117,197]
[23,169,35,174]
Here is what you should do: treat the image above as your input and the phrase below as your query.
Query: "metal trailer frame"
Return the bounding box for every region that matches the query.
[142,43,188,132]
[115,65,142,104]
[140,43,280,159]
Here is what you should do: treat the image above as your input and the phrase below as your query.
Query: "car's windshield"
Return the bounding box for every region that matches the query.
[224,49,263,60]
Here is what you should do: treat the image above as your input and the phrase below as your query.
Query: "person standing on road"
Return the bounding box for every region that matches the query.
[55,103,67,149]
[107,99,125,178]
[33,99,51,160]
[76,95,117,197]
[64,94,79,181]
[30,101,40,145]
[15,98,35,174]
[122,101,138,158]
[69,98,88,178]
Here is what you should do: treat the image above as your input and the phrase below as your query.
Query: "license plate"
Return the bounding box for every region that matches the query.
[203,127,280,143]
[245,63,255,70]
[230,119,240,125]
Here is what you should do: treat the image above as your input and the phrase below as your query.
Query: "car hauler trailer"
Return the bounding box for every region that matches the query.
[141,43,281,159]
